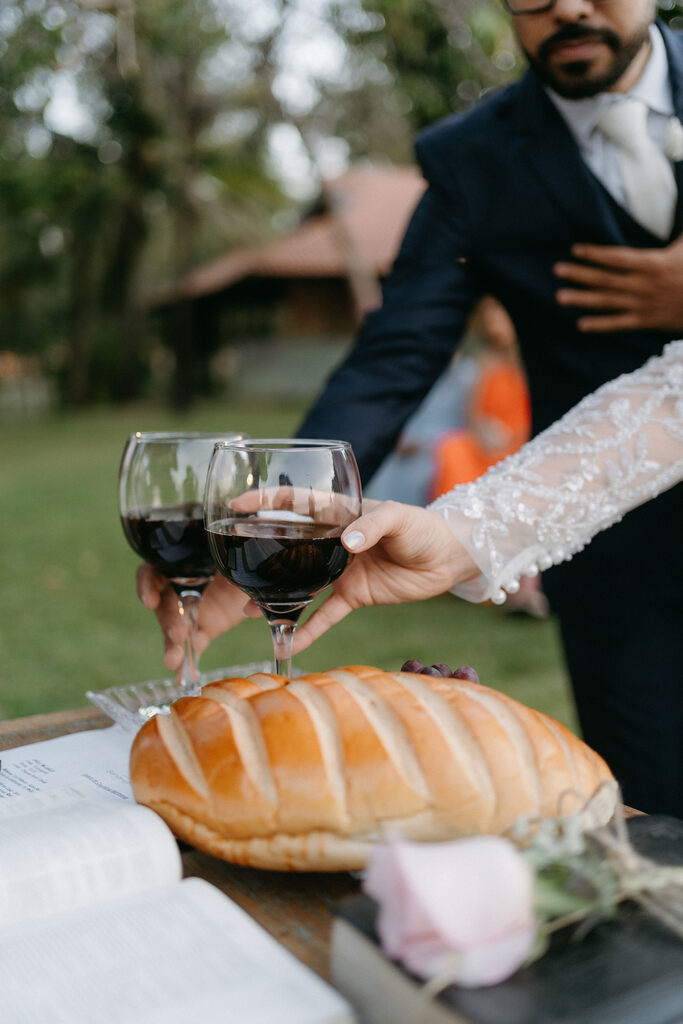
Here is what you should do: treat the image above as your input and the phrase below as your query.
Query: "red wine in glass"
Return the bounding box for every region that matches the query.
[204,439,362,674]
[206,517,350,615]
[122,503,215,592]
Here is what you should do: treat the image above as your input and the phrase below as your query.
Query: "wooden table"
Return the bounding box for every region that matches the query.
[0,707,360,981]
[1,707,642,984]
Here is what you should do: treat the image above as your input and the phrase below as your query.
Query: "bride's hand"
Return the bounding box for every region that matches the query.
[287,501,478,653]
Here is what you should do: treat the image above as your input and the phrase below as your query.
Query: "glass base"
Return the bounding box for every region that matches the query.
[86,661,300,732]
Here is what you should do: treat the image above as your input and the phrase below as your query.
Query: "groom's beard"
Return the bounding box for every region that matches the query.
[524,22,651,99]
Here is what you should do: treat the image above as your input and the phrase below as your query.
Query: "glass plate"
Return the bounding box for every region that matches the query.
[86,661,289,732]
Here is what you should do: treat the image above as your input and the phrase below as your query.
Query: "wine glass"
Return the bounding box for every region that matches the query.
[119,431,244,695]
[204,439,362,675]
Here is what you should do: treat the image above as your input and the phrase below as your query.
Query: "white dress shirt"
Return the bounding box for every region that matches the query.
[546,25,676,212]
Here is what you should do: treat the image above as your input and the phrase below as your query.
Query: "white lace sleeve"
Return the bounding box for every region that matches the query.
[429,341,683,604]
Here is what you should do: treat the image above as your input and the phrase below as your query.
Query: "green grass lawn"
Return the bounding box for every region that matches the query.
[0,397,577,731]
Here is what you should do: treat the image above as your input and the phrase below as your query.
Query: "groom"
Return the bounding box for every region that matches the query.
[298,1,683,816]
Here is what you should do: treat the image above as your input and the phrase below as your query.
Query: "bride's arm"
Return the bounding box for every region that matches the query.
[429,341,683,604]
[292,343,682,652]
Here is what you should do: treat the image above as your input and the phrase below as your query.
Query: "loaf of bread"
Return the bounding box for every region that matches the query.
[129,666,617,871]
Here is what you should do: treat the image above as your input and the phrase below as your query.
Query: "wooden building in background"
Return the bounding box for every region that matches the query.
[153,165,426,404]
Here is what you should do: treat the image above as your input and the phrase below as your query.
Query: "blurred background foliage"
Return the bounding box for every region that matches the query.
[2,1,682,717]
[3,0,681,409]
[0,0,522,409]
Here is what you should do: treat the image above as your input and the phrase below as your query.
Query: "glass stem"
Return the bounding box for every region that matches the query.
[267,618,298,676]
[178,589,202,695]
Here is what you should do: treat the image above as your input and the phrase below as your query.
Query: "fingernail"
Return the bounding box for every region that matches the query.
[344,530,365,550]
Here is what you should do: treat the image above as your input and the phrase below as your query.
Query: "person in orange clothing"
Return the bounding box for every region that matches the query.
[430,296,531,495]
[431,296,547,618]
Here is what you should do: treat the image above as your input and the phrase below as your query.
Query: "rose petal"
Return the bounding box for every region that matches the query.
[364,836,536,987]
[364,842,436,959]
[451,927,537,987]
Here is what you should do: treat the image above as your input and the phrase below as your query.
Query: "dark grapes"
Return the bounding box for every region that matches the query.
[452,666,480,684]
[401,659,425,673]
[400,660,480,684]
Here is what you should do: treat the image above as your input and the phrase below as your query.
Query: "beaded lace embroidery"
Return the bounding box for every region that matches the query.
[429,341,683,604]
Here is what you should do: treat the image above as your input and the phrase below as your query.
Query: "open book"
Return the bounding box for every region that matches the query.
[0,784,354,1024]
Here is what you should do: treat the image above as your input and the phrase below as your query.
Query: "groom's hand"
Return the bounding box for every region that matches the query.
[553,235,683,332]
[137,566,248,671]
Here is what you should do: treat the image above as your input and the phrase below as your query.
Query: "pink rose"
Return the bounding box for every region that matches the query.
[363,835,536,987]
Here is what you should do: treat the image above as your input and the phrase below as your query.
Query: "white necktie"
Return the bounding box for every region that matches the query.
[596,98,677,240]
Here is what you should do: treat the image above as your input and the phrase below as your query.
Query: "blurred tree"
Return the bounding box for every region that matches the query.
[1,1,681,406]
[334,0,517,135]
[0,0,290,405]
[0,8,65,370]
[234,0,519,320]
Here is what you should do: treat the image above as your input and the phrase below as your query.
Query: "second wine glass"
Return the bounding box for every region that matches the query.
[204,439,362,675]
[119,431,244,694]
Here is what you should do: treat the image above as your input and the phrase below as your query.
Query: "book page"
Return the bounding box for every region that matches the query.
[0,725,133,801]
[0,789,182,930]
[2,878,354,1024]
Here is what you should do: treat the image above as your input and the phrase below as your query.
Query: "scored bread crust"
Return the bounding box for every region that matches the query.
[129,666,617,871]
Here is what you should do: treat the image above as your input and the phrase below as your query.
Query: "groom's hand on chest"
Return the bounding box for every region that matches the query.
[553,235,683,333]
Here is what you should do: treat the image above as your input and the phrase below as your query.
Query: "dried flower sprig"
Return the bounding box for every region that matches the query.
[510,785,683,960]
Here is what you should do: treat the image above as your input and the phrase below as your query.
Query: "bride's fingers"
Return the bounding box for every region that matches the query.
[292,593,355,653]
[341,500,413,552]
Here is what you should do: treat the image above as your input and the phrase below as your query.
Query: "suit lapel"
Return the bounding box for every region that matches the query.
[659,21,683,237]
[512,71,622,243]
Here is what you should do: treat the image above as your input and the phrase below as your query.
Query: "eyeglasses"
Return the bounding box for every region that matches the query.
[504,0,609,13]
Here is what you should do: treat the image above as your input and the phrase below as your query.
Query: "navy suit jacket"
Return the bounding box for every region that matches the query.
[300,22,683,609]
[300,22,683,487]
